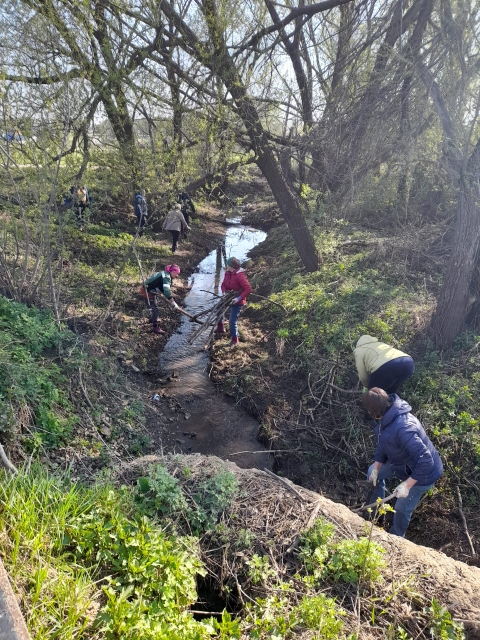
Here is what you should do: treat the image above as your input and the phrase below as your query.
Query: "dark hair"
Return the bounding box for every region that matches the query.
[361,387,392,418]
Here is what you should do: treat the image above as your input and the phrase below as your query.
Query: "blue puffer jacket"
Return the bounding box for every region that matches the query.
[374,395,443,485]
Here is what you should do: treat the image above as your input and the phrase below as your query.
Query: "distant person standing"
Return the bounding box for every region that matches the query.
[218,257,252,347]
[177,191,196,226]
[140,264,181,334]
[354,335,414,394]
[163,204,190,254]
[134,190,148,236]
[75,186,90,227]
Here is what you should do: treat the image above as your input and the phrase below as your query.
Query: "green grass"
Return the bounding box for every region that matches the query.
[0,469,215,640]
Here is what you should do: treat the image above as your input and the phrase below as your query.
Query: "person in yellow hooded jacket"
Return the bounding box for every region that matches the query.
[354,335,414,394]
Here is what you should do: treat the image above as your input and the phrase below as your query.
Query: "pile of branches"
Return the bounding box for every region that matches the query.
[188,291,236,348]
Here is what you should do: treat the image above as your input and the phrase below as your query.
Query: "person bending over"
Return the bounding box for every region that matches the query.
[140,264,180,334]
[354,335,414,394]
[363,387,443,538]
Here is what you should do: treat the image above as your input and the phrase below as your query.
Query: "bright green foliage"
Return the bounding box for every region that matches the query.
[326,537,386,583]
[0,295,79,448]
[298,518,335,574]
[424,599,465,640]
[246,554,276,584]
[211,610,241,639]
[246,592,346,639]
[188,469,239,533]
[135,464,188,515]
[0,470,218,640]
[298,518,385,583]
[134,464,238,534]
[295,594,344,638]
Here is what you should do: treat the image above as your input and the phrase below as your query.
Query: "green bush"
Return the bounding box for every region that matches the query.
[135,465,188,515]
[295,594,344,638]
[0,295,79,447]
[327,537,386,583]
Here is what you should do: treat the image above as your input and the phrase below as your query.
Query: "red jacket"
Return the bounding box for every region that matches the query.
[221,268,252,305]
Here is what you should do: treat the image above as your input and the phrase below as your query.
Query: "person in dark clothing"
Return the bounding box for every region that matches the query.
[177,191,195,226]
[140,264,181,334]
[363,387,443,538]
[134,190,148,235]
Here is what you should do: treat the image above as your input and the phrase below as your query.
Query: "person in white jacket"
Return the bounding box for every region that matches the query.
[162,204,190,253]
[354,335,414,394]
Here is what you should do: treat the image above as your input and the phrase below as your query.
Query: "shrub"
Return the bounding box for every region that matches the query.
[327,537,386,583]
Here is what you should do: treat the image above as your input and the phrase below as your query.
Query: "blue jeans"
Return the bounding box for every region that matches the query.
[367,463,433,537]
[229,304,242,338]
[368,356,415,394]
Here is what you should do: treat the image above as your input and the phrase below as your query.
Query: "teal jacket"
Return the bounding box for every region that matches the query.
[145,271,172,298]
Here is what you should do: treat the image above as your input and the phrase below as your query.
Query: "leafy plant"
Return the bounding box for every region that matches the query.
[246,554,276,584]
[294,594,344,638]
[424,599,465,640]
[135,464,188,515]
[327,537,386,584]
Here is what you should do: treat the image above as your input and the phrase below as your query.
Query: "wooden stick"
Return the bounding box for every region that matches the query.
[351,492,396,513]
[456,486,476,557]
[328,383,363,395]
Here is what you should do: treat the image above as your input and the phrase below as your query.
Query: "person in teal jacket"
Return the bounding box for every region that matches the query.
[140,264,180,334]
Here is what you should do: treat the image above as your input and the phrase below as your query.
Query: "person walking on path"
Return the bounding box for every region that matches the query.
[134,190,148,236]
[354,335,415,394]
[140,264,181,334]
[363,387,443,538]
[163,204,190,253]
[75,186,90,227]
[217,257,252,346]
[177,191,196,226]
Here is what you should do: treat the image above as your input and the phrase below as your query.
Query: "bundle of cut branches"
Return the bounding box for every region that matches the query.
[188,291,237,348]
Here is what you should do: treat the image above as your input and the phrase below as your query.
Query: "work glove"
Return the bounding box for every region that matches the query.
[368,468,379,486]
[233,296,241,304]
[171,300,179,309]
[395,482,409,498]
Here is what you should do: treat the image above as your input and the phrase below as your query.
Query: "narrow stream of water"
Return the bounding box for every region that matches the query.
[158,220,272,469]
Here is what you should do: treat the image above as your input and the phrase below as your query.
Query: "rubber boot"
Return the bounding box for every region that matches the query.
[216,322,226,334]
[229,336,239,347]
[152,325,165,335]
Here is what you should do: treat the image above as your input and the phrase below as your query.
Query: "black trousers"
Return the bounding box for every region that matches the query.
[170,230,180,251]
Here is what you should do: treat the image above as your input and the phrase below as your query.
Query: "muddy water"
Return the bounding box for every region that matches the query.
[158,221,272,469]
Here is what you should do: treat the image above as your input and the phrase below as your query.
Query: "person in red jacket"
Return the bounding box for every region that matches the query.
[217,257,252,346]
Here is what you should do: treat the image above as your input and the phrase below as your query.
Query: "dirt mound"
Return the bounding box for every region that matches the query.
[116,454,480,639]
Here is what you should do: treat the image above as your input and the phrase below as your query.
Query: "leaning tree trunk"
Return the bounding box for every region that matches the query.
[431,178,480,346]
[200,0,319,272]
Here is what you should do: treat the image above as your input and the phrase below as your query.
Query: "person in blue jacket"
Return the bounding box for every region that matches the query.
[363,387,443,537]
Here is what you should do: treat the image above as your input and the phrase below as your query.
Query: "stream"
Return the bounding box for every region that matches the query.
[157,219,272,469]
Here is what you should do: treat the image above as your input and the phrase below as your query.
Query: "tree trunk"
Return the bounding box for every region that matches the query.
[200,0,319,272]
[431,177,480,346]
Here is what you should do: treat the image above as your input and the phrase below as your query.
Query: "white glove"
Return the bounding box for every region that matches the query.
[368,468,379,486]
[171,300,179,309]
[234,296,241,304]
[395,482,410,498]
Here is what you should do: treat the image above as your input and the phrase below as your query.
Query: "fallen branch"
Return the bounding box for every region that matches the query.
[456,486,476,558]
[328,383,363,395]
[249,292,288,313]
